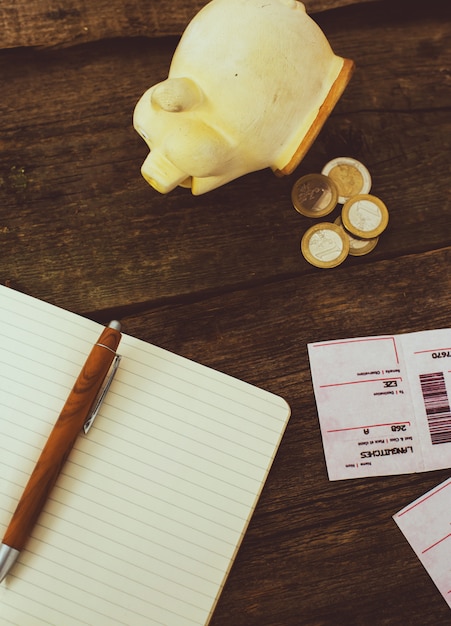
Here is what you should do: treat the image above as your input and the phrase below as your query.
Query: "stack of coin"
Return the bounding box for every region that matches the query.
[334,215,379,257]
[292,157,389,268]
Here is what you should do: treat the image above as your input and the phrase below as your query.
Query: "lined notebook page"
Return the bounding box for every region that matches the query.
[0,286,290,626]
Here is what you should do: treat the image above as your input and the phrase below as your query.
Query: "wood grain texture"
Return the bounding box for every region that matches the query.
[120,247,451,626]
[0,0,449,315]
[1,0,379,49]
[1,0,451,622]
[2,326,121,551]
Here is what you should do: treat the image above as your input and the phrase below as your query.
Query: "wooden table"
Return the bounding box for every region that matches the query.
[1,0,450,623]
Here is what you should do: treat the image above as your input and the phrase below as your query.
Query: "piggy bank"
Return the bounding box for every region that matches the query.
[133,0,353,195]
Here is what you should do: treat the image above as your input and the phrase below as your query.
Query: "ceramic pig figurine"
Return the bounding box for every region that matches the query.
[133,0,353,195]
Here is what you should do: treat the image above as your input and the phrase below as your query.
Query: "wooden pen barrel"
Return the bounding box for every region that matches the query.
[2,326,121,552]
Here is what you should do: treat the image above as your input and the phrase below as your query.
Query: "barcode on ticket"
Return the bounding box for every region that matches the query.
[419,372,451,445]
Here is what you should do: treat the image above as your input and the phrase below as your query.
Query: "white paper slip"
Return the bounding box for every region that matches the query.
[394,477,451,610]
[308,329,451,480]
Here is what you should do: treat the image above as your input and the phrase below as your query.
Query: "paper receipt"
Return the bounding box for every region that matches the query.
[308,328,451,480]
[394,478,451,610]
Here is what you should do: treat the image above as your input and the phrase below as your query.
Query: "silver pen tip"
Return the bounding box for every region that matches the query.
[0,543,20,583]
[108,320,122,332]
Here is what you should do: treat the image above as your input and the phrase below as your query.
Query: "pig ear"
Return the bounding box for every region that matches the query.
[151,78,203,112]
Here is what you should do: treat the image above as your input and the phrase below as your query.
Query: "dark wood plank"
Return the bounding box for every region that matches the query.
[118,246,451,626]
[0,0,450,315]
[0,0,379,48]
[0,0,450,623]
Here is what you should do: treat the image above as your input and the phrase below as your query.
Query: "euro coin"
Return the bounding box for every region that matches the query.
[334,216,379,256]
[341,194,389,239]
[291,173,338,217]
[322,157,372,204]
[301,222,349,268]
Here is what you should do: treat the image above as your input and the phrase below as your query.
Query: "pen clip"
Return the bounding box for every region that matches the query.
[83,354,122,434]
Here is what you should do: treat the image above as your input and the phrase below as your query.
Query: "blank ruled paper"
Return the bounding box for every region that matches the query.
[0,286,290,625]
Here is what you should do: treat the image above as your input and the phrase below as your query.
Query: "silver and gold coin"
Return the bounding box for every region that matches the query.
[334,216,379,256]
[322,157,372,204]
[301,222,349,268]
[341,194,389,239]
[291,173,338,217]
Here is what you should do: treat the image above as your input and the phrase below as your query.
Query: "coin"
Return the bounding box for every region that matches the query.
[291,173,338,217]
[322,157,372,204]
[301,222,350,268]
[341,194,389,239]
[334,216,379,256]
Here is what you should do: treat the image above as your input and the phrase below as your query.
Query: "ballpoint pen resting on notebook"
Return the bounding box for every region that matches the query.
[0,287,290,624]
[0,321,122,583]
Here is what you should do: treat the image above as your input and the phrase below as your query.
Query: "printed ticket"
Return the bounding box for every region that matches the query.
[308,328,451,480]
[394,478,451,610]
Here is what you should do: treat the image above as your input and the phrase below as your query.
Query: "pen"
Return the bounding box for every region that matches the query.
[0,321,122,583]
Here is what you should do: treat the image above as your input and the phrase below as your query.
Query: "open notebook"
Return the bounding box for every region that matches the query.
[0,286,290,625]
